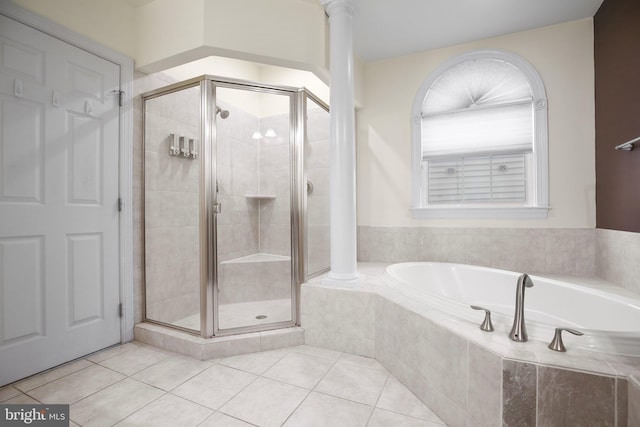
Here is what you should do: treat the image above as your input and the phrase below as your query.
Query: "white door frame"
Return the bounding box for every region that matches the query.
[0,2,135,342]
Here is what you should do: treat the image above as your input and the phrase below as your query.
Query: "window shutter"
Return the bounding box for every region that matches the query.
[427,154,526,204]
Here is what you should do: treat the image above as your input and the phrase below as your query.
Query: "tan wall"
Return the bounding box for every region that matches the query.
[357,18,596,228]
[10,0,336,98]
[11,0,138,58]
[135,0,329,78]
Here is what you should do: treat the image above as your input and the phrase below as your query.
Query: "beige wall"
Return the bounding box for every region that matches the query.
[10,0,335,98]
[135,0,329,79]
[11,0,138,58]
[357,18,596,228]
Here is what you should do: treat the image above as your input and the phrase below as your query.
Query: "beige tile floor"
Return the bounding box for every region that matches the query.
[0,342,446,427]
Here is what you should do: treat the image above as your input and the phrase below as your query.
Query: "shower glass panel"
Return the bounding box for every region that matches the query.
[143,76,329,338]
[304,95,330,278]
[144,84,202,333]
[215,86,294,331]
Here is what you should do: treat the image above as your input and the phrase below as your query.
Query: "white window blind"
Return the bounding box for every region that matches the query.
[427,154,526,204]
[421,58,535,159]
[421,103,534,158]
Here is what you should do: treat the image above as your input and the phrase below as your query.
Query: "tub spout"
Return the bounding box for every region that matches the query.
[509,273,534,342]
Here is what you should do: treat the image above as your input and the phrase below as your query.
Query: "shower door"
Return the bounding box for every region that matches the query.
[212,83,296,333]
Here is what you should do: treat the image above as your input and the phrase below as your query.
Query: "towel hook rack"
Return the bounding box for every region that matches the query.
[615,135,640,151]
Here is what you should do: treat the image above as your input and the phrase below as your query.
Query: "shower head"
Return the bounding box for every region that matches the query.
[216,106,230,119]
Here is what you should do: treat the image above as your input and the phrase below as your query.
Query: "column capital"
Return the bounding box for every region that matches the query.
[319,0,355,16]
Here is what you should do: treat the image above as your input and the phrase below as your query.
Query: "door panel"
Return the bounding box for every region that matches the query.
[0,236,44,343]
[68,233,104,326]
[0,96,44,202]
[214,85,294,332]
[67,114,103,205]
[0,14,121,386]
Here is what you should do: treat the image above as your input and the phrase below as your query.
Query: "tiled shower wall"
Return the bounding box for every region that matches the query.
[217,110,292,305]
[133,71,174,324]
[256,114,292,258]
[215,104,260,264]
[140,77,201,324]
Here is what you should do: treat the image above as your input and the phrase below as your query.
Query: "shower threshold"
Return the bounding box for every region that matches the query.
[134,322,304,360]
[221,253,291,264]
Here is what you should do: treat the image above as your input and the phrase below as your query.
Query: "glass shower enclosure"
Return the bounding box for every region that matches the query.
[142,75,329,337]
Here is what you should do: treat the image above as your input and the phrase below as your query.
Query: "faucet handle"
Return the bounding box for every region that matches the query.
[548,327,583,352]
[470,305,494,332]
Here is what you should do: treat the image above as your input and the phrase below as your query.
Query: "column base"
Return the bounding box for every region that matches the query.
[322,270,365,285]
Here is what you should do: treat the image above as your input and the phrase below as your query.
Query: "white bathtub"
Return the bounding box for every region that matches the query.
[384,262,640,356]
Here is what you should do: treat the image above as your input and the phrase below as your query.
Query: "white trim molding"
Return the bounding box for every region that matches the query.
[410,206,551,219]
[0,2,136,342]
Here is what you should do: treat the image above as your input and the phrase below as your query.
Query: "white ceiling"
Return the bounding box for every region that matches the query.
[123,0,605,62]
[352,0,605,61]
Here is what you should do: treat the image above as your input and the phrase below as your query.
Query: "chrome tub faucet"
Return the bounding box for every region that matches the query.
[509,273,534,342]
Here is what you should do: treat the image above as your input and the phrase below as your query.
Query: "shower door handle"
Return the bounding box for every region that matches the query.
[213,202,222,214]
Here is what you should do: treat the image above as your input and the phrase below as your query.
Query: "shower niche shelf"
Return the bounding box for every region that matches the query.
[221,252,291,265]
[245,194,276,200]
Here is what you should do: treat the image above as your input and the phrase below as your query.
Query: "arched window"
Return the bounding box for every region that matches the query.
[411,50,549,218]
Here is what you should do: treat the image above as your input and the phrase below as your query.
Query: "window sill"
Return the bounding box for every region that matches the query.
[411,206,550,219]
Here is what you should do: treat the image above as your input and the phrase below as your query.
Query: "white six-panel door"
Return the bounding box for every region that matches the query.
[0,14,121,386]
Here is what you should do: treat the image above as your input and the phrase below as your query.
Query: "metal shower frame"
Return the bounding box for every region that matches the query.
[141,75,329,338]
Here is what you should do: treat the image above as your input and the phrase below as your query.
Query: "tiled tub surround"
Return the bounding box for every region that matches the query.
[386,262,640,356]
[358,226,597,276]
[358,226,640,283]
[301,263,640,426]
[630,375,640,425]
[597,228,640,295]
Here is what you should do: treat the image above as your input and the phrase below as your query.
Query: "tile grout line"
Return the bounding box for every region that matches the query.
[212,367,263,420]
[278,348,345,426]
[73,349,210,425]
[11,360,97,394]
[68,377,133,426]
[108,387,170,425]
[214,346,293,376]
[364,373,391,426]
[166,347,299,418]
[133,358,214,393]
[198,411,260,427]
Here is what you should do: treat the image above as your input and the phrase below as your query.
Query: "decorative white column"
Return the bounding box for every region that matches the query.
[320,0,362,283]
